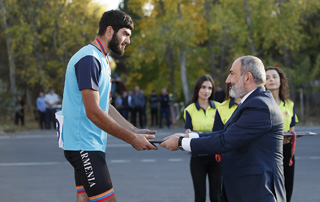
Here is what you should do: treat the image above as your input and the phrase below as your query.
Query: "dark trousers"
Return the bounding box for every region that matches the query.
[190,155,223,202]
[143,107,147,127]
[159,107,171,128]
[131,106,144,128]
[120,108,129,120]
[14,111,24,126]
[38,110,46,129]
[45,108,56,129]
[283,143,295,202]
[150,108,158,126]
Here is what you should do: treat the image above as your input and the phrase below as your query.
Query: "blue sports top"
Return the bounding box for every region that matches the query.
[61,44,111,152]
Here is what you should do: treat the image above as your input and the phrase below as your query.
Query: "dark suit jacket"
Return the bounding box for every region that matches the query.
[191,86,286,202]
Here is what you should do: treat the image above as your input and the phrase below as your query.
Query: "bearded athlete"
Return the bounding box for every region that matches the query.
[59,10,157,202]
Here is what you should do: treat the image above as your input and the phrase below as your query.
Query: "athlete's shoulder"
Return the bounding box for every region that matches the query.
[70,45,99,62]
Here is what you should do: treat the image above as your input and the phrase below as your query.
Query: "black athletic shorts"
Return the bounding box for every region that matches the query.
[64,150,115,201]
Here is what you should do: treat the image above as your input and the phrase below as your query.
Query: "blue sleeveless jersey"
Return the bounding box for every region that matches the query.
[61,44,111,152]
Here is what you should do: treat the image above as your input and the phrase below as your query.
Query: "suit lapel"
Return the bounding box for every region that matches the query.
[223,86,265,130]
[224,104,241,130]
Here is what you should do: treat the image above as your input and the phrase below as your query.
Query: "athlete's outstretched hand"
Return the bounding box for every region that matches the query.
[135,129,157,135]
[130,133,158,151]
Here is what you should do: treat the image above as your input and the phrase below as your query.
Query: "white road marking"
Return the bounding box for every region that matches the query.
[107,144,131,147]
[294,156,320,160]
[0,162,66,167]
[141,159,156,163]
[309,156,320,160]
[109,158,185,164]
[110,160,131,163]
[169,158,183,162]
[0,135,55,139]
[1,156,319,167]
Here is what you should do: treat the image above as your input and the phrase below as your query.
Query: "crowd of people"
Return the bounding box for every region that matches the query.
[112,86,174,129]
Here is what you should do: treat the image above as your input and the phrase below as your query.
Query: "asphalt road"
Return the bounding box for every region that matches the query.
[0,126,319,202]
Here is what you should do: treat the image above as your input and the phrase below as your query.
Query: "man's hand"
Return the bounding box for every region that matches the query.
[130,134,158,151]
[160,136,180,151]
[164,133,188,140]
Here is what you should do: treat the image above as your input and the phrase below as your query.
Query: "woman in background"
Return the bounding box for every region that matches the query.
[265,66,298,202]
[183,75,221,202]
[212,84,241,132]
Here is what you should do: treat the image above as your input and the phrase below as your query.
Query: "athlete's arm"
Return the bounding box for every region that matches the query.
[109,105,156,135]
[81,89,157,150]
[108,104,138,132]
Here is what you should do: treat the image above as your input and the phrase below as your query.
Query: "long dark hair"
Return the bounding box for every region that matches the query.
[190,75,215,103]
[265,66,290,101]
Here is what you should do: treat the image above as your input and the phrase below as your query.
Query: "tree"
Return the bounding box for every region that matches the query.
[0,0,16,95]
[0,0,102,113]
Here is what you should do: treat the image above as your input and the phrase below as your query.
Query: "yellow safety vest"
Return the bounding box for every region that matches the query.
[184,100,220,132]
[217,99,238,125]
[279,99,298,131]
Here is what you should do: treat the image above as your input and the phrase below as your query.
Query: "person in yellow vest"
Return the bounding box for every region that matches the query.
[212,84,241,132]
[183,75,222,202]
[265,66,298,202]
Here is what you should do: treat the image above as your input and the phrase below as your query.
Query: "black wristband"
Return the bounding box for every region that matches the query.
[178,136,184,151]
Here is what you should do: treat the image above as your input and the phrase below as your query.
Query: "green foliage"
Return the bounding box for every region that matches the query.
[0,0,320,117]
[289,54,320,94]
[0,0,104,121]
[119,0,320,102]
[1,0,102,99]
[0,79,16,119]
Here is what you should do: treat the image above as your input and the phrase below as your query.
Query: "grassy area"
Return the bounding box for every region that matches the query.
[0,114,39,135]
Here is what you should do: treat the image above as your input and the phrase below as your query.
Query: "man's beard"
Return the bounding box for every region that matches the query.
[108,33,125,56]
[229,76,246,98]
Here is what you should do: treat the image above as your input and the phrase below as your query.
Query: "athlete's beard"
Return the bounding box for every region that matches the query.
[229,76,246,98]
[108,32,125,56]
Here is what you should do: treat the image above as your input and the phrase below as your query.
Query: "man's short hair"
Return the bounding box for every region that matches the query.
[239,56,266,85]
[98,10,134,36]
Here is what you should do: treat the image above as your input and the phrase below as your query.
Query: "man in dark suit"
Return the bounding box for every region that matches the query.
[161,55,286,202]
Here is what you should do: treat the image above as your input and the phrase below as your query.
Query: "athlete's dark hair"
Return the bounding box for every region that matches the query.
[265,66,290,101]
[98,10,134,36]
[190,75,215,104]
